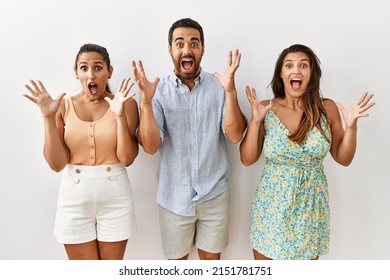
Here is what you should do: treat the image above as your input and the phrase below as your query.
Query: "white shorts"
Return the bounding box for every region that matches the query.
[54,163,136,244]
[159,191,229,259]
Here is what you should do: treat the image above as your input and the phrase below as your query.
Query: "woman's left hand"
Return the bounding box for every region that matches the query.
[336,92,375,128]
[214,49,241,92]
[105,78,135,117]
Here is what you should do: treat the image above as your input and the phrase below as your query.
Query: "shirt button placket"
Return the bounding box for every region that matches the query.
[190,92,199,187]
[88,124,96,164]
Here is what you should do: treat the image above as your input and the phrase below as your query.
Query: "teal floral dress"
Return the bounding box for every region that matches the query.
[249,110,331,259]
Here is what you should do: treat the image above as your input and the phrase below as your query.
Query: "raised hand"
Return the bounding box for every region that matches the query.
[213,49,241,92]
[336,92,375,128]
[105,77,135,117]
[23,80,66,117]
[132,60,160,105]
[245,86,273,123]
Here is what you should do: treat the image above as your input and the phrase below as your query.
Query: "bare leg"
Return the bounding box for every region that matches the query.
[253,249,272,260]
[198,249,221,260]
[98,240,128,260]
[64,240,99,260]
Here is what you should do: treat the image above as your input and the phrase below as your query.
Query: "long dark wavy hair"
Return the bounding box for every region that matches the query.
[270,44,329,144]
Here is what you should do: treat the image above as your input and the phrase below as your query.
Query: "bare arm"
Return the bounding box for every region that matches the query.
[132,60,161,154]
[105,78,139,166]
[239,87,273,166]
[23,80,69,172]
[325,92,375,166]
[224,89,247,143]
[114,99,139,166]
[214,50,246,143]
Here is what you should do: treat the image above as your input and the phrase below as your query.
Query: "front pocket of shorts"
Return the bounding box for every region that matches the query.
[58,173,80,195]
[110,172,132,195]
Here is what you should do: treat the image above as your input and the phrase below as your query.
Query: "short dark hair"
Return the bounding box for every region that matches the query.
[168,18,204,46]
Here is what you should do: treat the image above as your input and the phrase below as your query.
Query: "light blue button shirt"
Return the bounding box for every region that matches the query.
[152,69,231,216]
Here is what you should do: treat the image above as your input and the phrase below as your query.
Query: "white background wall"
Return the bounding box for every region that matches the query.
[0,0,389,260]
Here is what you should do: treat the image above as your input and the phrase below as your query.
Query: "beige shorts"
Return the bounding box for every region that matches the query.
[54,163,136,244]
[159,191,229,259]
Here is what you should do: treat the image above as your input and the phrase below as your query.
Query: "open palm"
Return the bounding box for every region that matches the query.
[105,78,135,117]
[23,80,66,117]
[246,86,273,122]
[336,92,375,128]
[132,60,160,105]
[214,49,241,92]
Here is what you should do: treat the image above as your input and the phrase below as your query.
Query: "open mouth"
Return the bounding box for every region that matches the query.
[290,78,302,90]
[88,82,98,95]
[181,57,194,71]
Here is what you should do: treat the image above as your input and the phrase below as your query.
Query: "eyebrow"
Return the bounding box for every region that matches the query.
[78,61,104,65]
[174,37,200,42]
[284,59,310,63]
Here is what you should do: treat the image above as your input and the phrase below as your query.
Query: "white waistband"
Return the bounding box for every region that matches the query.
[63,163,126,178]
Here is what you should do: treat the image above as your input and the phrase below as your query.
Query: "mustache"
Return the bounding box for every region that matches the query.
[180,55,195,60]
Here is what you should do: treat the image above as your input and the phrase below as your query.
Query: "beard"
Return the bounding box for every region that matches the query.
[172,55,202,81]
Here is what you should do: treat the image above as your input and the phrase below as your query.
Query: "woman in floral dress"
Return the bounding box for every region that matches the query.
[240,44,375,260]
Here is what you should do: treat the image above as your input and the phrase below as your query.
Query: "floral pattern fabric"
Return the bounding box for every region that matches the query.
[249,110,332,259]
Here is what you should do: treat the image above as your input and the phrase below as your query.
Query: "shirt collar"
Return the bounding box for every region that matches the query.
[169,68,205,87]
